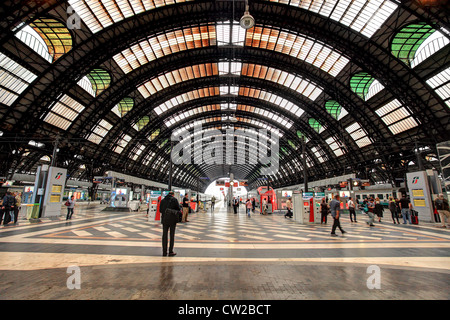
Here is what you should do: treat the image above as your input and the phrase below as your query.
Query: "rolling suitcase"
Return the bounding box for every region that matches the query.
[411,210,419,225]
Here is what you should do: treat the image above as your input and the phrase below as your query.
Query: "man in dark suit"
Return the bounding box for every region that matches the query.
[159,191,181,257]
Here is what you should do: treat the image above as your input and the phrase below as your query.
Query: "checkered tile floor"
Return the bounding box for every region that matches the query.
[1,202,449,300]
[34,205,449,243]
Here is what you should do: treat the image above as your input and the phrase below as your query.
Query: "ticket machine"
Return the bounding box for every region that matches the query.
[292,192,324,224]
[313,192,325,222]
[302,192,314,222]
[148,191,161,221]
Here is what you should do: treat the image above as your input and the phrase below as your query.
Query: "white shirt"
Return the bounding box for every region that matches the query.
[348,200,354,208]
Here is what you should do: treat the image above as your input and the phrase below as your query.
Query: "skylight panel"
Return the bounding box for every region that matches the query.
[69,0,192,33]
[345,121,371,148]
[426,67,450,108]
[311,146,325,163]
[153,87,220,115]
[217,21,245,46]
[0,52,37,106]
[242,64,323,101]
[268,0,397,38]
[375,99,419,134]
[137,63,218,98]
[87,119,113,144]
[43,94,85,130]
[114,134,132,154]
[239,87,305,117]
[326,136,344,157]
[114,24,217,74]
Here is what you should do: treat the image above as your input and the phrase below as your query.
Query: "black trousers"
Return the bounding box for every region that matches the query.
[331,216,345,234]
[321,212,328,224]
[66,208,74,220]
[349,207,357,222]
[162,223,176,254]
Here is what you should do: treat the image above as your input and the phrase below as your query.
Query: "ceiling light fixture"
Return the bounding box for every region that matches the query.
[240,0,254,29]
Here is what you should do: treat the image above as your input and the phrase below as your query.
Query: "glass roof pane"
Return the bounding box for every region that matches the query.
[426,66,450,108]
[68,0,192,34]
[375,99,419,134]
[43,94,85,130]
[242,63,323,101]
[267,0,397,38]
[0,53,37,106]
[114,23,216,74]
[324,100,342,119]
[245,26,349,77]
[309,118,322,133]
[345,121,371,148]
[137,63,218,98]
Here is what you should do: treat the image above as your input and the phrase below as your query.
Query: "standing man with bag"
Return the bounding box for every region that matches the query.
[160,191,181,257]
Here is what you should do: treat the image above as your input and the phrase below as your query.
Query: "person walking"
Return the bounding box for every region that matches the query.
[211,196,216,212]
[389,197,400,224]
[245,198,252,217]
[284,197,293,218]
[374,198,384,223]
[320,198,329,224]
[232,197,239,214]
[348,197,357,222]
[330,195,346,237]
[251,197,256,213]
[160,191,181,257]
[66,195,75,220]
[182,194,189,222]
[435,194,450,228]
[399,194,412,224]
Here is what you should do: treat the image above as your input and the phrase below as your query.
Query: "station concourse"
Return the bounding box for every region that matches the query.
[0,0,450,302]
[1,201,449,300]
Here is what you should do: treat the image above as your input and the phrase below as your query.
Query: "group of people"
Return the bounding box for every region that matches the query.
[157,190,450,257]
[232,197,259,217]
[0,191,21,225]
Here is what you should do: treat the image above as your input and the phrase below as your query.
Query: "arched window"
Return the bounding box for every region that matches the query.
[136,116,150,131]
[309,118,322,133]
[391,22,449,68]
[112,97,134,117]
[349,72,384,101]
[15,18,72,63]
[86,68,111,96]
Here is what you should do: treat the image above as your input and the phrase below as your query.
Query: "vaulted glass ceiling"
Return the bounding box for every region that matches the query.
[1,0,449,190]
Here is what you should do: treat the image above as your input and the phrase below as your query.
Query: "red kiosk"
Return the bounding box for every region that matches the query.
[257,186,277,212]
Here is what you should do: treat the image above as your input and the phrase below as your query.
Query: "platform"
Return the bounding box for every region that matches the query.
[0,201,449,300]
